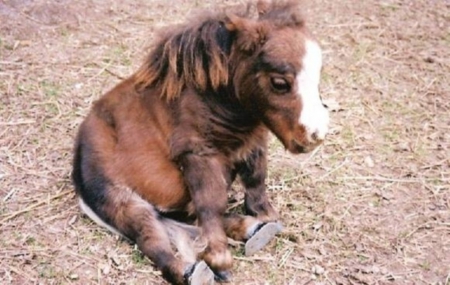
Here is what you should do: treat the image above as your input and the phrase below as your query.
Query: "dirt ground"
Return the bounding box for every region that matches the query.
[1,0,449,284]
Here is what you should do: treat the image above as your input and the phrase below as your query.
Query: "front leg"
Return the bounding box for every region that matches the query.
[178,153,233,279]
[238,146,278,221]
[234,146,283,256]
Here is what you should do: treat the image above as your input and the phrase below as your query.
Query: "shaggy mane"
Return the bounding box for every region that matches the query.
[134,0,304,100]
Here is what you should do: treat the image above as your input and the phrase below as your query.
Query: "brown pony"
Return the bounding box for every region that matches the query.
[72,1,329,284]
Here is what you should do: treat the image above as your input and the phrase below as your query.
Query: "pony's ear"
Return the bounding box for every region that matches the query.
[225,13,269,53]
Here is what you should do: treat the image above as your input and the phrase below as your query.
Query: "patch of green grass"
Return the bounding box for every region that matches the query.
[411,142,428,158]
[419,260,431,271]
[380,99,412,116]
[3,41,15,51]
[287,202,305,212]
[38,264,58,279]
[102,57,112,64]
[340,125,356,147]
[231,246,245,258]
[268,137,284,152]
[381,127,400,143]
[92,229,109,241]
[25,235,37,245]
[267,269,278,284]
[44,103,59,116]
[40,80,60,98]
[103,45,132,66]
[369,198,381,207]
[0,202,7,216]
[353,41,372,62]
[274,238,284,252]
[80,247,93,256]
[445,32,450,44]
[17,83,34,95]
[25,236,47,251]
[275,168,303,188]
[321,71,332,85]
[357,254,370,262]
[131,248,150,266]
[59,27,69,37]
[380,3,400,12]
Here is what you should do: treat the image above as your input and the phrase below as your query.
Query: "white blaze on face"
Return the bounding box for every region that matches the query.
[297,39,329,143]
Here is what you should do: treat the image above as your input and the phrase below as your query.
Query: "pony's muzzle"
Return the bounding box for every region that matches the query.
[303,106,329,145]
[310,127,327,143]
[290,108,329,154]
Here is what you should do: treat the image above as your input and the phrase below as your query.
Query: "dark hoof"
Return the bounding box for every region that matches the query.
[245,222,283,256]
[184,261,215,285]
[214,270,232,283]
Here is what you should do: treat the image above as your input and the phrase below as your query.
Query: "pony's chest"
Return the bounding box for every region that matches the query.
[224,126,268,163]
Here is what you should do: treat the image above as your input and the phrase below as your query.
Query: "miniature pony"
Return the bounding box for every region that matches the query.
[72,1,329,284]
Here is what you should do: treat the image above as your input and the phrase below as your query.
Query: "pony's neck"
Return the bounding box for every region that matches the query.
[200,85,261,134]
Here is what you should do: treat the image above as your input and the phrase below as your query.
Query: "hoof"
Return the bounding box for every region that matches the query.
[245,222,283,256]
[185,261,215,285]
[214,270,232,283]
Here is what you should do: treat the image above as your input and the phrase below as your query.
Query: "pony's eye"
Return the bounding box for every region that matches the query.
[270,77,290,93]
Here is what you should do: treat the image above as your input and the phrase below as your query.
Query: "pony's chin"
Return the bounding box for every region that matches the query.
[287,140,317,154]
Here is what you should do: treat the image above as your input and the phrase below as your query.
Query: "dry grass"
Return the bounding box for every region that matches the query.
[1,0,449,284]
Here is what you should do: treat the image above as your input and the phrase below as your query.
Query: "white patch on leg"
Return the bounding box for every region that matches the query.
[297,39,329,142]
[78,197,123,237]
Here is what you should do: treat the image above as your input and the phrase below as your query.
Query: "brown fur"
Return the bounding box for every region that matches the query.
[134,0,304,100]
[73,1,325,284]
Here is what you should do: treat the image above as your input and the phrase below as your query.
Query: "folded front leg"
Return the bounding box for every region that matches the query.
[178,153,233,280]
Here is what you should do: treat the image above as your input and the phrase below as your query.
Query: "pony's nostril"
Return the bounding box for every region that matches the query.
[311,131,318,141]
[311,130,325,142]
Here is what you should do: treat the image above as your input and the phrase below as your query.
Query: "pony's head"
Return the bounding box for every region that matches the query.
[136,0,330,153]
[226,1,329,153]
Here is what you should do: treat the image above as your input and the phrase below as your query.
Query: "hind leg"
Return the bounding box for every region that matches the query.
[80,185,213,285]
[73,113,213,284]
